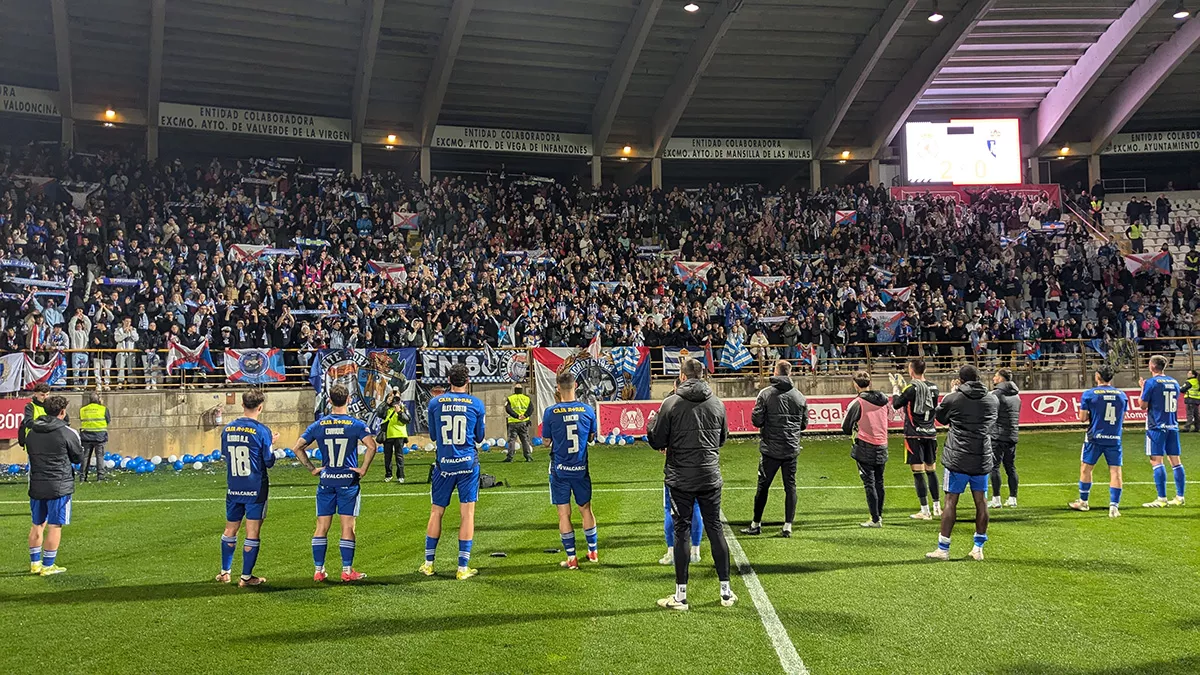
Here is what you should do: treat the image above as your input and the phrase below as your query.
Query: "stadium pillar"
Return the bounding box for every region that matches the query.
[60,118,74,150]
[810,160,821,192]
[1028,158,1041,184]
[352,142,363,177]
[146,127,158,162]
[1088,154,1101,187]
[591,156,602,188]
[651,157,662,189]
[420,147,432,184]
[868,159,880,185]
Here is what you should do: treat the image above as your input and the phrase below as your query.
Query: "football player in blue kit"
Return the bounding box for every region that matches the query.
[293,384,378,582]
[1139,355,1186,508]
[217,389,275,587]
[542,370,599,570]
[421,364,487,580]
[1070,366,1128,518]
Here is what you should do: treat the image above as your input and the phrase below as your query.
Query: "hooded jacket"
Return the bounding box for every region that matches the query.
[842,390,890,465]
[990,380,1021,444]
[751,376,808,460]
[935,381,998,475]
[648,379,728,493]
[25,415,85,500]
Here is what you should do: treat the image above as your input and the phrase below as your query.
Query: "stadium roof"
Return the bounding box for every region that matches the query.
[1,0,1198,158]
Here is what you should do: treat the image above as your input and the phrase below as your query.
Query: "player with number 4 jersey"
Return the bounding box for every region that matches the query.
[1139,355,1185,508]
[1071,366,1127,518]
[217,389,275,587]
[543,369,599,569]
[293,384,377,582]
[421,364,487,580]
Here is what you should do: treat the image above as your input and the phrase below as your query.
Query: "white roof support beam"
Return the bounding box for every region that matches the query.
[417,0,474,146]
[591,0,663,152]
[805,0,917,157]
[1091,17,1200,151]
[1032,0,1163,154]
[650,0,743,157]
[352,0,385,143]
[863,0,995,158]
[50,0,73,136]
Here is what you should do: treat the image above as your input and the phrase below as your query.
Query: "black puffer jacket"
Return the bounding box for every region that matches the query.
[990,380,1021,444]
[751,376,807,460]
[935,381,998,476]
[26,416,85,500]
[648,379,728,492]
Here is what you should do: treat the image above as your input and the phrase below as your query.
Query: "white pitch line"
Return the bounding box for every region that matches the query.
[721,508,809,675]
[0,480,1195,506]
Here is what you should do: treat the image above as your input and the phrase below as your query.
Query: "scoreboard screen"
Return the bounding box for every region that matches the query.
[904,118,1022,185]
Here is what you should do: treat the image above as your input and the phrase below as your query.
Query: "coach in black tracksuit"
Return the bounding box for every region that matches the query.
[648,358,733,609]
[741,360,807,537]
[989,370,1021,506]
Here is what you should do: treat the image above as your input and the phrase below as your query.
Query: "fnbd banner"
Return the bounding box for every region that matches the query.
[530,347,650,429]
[420,349,527,384]
[308,348,416,431]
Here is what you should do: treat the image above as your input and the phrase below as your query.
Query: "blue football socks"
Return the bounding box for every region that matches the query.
[1173,464,1186,497]
[221,535,237,572]
[561,531,577,559]
[458,539,473,568]
[1079,482,1092,502]
[973,532,988,549]
[241,539,260,578]
[584,526,598,553]
[30,546,41,565]
[1109,487,1122,506]
[425,536,439,563]
[1153,464,1168,499]
[312,537,328,568]
[339,539,355,569]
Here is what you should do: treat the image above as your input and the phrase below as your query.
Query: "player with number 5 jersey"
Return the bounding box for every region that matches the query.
[1139,355,1185,508]
[543,369,599,569]
[217,389,275,587]
[293,384,378,582]
[421,364,487,580]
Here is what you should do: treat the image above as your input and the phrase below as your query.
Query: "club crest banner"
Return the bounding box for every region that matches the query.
[308,348,416,431]
[531,347,650,428]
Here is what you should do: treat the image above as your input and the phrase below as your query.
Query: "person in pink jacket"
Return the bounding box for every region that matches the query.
[842,371,890,528]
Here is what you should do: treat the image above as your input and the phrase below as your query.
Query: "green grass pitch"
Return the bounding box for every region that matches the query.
[0,430,1196,674]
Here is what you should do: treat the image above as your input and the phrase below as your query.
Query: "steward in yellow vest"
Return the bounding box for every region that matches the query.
[505,384,533,462]
[1183,371,1200,433]
[19,383,69,447]
[378,398,410,482]
[79,392,110,482]
[1127,222,1145,253]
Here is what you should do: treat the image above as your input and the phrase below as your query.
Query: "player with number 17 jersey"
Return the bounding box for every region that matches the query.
[429,392,487,507]
[301,415,372,511]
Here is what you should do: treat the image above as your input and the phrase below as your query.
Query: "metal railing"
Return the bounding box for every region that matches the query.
[4,337,1195,394]
[1101,178,1148,194]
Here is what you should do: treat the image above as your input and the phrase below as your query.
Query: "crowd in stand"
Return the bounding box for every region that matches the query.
[0,144,1193,388]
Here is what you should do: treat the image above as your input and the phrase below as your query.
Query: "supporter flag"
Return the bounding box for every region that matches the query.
[95,277,141,287]
[367,260,407,283]
[1039,221,1066,233]
[22,352,66,388]
[704,339,715,374]
[799,343,818,370]
[294,237,331,248]
[868,265,894,284]
[759,316,788,325]
[868,311,905,342]
[530,347,651,430]
[392,212,420,230]
[663,346,708,375]
[0,258,37,271]
[673,261,714,283]
[1024,342,1042,361]
[999,231,1028,248]
[749,275,786,289]
[835,210,857,226]
[611,347,640,376]
[586,333,602,361]
[880,286,913,304]
[167,339,215,374]
[0,353,24,393]
[1123,252,1170,275]
[332,282,363,294]
[224,348,286,384]
[229,244,268,262]
[719,336,752,371]
[1086,338,1109,358]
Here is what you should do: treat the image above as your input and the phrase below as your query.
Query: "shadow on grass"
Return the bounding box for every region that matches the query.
[474,520,662,533]
[747,558,931,575]
[996,655,1200,675]
[237,606,663,644]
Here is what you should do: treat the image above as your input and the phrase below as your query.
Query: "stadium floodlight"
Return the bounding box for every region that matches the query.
[1173,2,1190,19]
[104,108,116,120]
[622,145,632,154]
[386,134,397,144]
[928,0,944,22]
[684,3,700,12]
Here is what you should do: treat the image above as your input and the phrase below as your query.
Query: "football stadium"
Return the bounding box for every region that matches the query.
[1,0,1199,672]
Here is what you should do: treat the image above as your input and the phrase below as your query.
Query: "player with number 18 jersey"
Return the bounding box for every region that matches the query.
[222,417,275,520]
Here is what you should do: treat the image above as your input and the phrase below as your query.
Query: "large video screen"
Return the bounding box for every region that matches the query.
[904,118,1022,185]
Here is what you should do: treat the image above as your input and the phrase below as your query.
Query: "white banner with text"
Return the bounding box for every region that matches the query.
[158,103,352,143]
[432,125,592,156]
[1,85,61,118]
[1102,130,1200,155]
[663,137,813,160]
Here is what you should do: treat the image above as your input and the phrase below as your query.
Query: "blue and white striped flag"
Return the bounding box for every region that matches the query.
[611,347,640,376]
[719,337,753,371]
